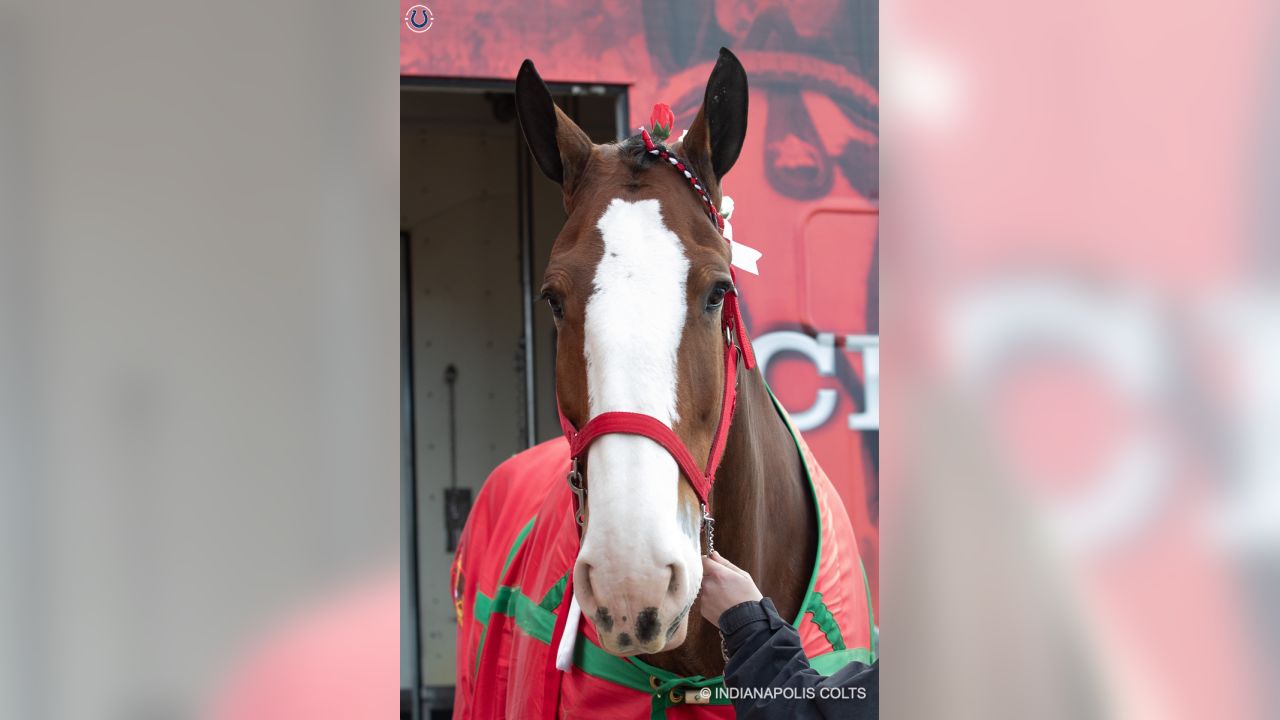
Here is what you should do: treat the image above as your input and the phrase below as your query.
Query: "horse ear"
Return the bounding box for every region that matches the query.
[515,59,593,193]
[680,48,749,199]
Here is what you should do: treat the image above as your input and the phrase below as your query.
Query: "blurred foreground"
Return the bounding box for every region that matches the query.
[882,0,1280,718]
[0,1,398,718]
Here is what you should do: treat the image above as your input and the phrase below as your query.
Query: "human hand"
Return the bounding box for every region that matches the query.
[699,551,763,626]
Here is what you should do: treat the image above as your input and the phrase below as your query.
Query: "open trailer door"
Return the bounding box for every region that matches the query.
[399,79,624,719]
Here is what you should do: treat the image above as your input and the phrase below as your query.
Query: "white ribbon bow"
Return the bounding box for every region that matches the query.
[721,195,761,275]
[554,595,581,671]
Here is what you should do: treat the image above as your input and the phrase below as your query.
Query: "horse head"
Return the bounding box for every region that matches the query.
[516,49,749,657]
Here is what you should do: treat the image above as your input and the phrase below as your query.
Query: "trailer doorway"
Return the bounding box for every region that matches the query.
[400,80,625,720]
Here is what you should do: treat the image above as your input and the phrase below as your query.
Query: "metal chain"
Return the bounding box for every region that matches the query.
[567,458,586,527]
[701,503,715,555]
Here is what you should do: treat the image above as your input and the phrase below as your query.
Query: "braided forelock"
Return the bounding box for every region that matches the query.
[618,134,659,172]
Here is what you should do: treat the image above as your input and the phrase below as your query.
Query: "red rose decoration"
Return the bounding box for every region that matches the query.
[649,103,675,142]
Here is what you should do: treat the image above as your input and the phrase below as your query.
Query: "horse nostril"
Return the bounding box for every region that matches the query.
[578,563,594,600]
[666,563,679,596]
[635,607,661,644]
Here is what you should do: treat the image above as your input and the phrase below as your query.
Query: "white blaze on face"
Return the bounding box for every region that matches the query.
[576,198,701,651]
[585,198,689,425]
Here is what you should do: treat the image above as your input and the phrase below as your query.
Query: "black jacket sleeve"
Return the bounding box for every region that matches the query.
[718,597,877,720]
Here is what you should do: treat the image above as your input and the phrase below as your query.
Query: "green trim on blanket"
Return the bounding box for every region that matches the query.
[501,516,536,579]
[805,590,847,652]
[761,387,824,631]
[861,558,878,661]
[810,647,876,675]
[472,515,538,674]
[538,574,566,612]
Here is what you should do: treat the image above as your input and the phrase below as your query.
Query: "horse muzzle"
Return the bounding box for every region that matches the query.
[572,550,699,656]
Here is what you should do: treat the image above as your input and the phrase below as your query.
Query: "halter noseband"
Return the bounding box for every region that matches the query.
[555,127,757,552]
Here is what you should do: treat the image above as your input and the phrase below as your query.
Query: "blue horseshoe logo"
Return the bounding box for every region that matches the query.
[406,5,433,33]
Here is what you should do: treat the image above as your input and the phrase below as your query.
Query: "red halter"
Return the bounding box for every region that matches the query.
[556,281,753,523]
[555,126,756,539]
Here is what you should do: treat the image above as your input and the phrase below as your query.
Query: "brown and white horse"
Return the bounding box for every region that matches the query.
[513,48,815,678]
[452,53,874,720]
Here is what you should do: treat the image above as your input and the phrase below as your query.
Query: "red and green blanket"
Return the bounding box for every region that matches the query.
[451,396,877,719]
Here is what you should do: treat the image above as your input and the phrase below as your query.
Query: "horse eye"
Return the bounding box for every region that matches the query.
[706,283,731,312]
[542,291,565,320]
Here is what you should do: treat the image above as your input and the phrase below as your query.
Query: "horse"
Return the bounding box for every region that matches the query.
[451,48,875,719]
